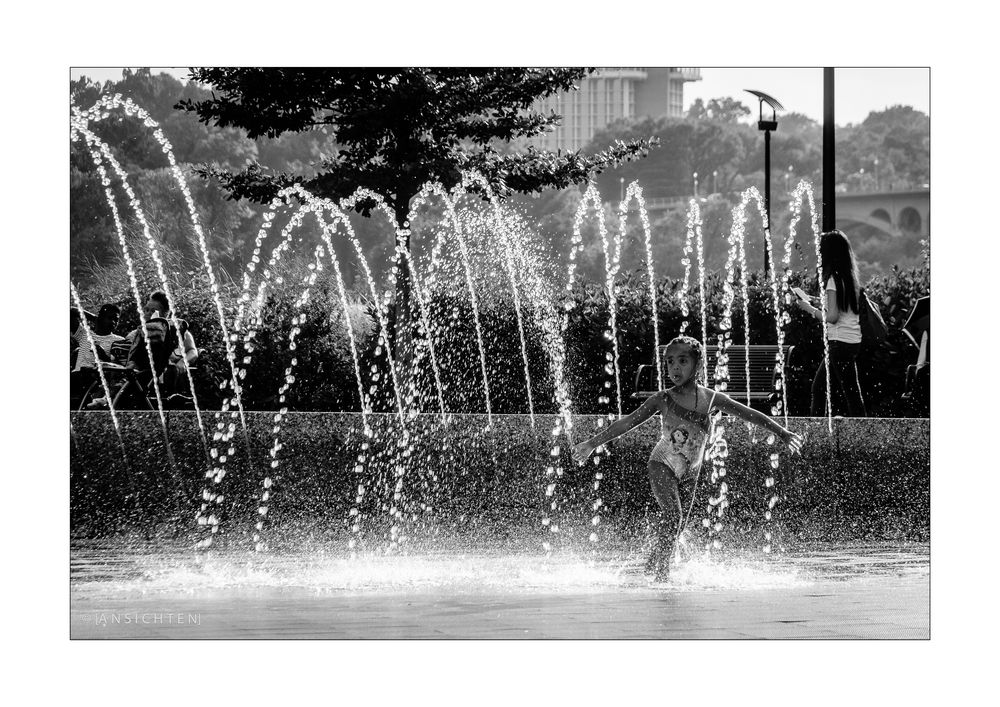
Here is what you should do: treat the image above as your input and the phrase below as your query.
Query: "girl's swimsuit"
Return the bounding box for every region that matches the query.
[649,388,717,480]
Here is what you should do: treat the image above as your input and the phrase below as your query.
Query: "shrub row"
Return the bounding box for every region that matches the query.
[77,236,929,417]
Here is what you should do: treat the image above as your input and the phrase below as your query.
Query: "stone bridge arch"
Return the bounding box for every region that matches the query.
[836,189,929,238]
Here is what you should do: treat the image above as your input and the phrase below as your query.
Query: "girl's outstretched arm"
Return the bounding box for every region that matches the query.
[572,393,662,464]
[712,392,803,454]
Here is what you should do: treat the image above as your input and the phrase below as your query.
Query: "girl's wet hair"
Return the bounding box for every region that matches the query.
[664,335,703,358]
[663,335,706,384]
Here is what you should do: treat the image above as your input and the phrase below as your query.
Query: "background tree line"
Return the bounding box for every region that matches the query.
[70,69,930,419]
[71,70,928,293]
[517,98,928,285]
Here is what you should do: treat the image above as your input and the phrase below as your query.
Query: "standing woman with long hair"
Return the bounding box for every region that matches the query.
[794,230,868,417]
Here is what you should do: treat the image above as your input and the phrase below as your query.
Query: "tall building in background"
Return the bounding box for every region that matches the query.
[527,68,701,152]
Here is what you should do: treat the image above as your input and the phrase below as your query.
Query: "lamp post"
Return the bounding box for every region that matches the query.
[745,89,784,273]
[619,176,625,202]
[785,165,793,193]
[874,157,880,191]
[712,169,718,195]
[693,171,699,198]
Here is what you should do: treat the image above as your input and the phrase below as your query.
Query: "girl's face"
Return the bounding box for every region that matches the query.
[664,345,698,387]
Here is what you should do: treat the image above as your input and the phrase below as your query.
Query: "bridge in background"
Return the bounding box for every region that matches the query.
[619,188,929,240]
[836,189,929,239]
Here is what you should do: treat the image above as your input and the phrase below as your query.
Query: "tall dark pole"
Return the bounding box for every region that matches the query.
[823,67,836,232]
[746,89,783,274]
[764,128,772,272]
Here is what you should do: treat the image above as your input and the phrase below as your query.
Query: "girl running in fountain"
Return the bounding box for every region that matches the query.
[572,335,803,581]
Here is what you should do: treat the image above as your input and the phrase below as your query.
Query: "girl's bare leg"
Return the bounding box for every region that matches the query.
[646,461,683,579]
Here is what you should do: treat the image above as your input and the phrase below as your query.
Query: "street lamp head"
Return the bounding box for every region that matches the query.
[745,89,782,131]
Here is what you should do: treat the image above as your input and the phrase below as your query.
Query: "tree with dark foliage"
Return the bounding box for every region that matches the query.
[178,68,654,362]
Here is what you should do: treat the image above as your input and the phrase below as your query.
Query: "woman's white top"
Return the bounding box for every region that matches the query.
[825,277,862,344]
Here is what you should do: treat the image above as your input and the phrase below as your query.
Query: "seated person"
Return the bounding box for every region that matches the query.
[71,304,126,401]
[902,330,929,412]
[162,318,199,396]
[70,308,80,369]
[112,291,177,409]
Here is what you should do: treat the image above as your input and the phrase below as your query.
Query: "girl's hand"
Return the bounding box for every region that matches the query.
[572,442,594,464]
[793,298,813,312]
[782,430,804,455]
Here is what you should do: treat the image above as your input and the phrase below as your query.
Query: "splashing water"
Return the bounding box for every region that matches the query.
[679,199,710,378]
[788,182,833,432]
[69,283,133,495]
[459,173,534,425]
[632,187,664,391]
[70,119,173,435]
[251,243,327,552]
[80,96,250,458]
[72,94,841,568]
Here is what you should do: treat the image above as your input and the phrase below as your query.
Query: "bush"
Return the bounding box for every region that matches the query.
[77,234,929,417]
[561,262,929,417]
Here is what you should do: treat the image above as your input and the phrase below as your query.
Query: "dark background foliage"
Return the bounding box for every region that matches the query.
[72,70,929,419]
[73,70,929,288]
[80,230,929,418]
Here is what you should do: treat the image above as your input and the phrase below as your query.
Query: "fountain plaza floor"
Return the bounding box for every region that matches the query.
[71,541,928,639]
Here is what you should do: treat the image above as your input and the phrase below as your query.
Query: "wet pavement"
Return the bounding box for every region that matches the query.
[71,541,928,639]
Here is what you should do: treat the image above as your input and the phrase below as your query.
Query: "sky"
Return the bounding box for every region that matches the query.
[70,66,929,126]
[685,67,929,124]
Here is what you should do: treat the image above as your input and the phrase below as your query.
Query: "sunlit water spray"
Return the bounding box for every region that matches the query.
[70,119,172,431]
[72,539,812,597]
[679,198,709,375]
[70,283,133,495]
[787,181,832,431]
[251,243,327,552]
[304,188,415,549]
[70,118,193,505]
[80,96,251,455]
[73,95,839,579]
[719,187,801,552]
[460,172,536,426]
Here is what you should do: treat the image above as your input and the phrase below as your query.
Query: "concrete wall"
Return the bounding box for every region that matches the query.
[70,412,929,546]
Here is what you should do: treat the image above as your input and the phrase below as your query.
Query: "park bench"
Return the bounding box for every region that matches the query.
[633,344,792,411]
